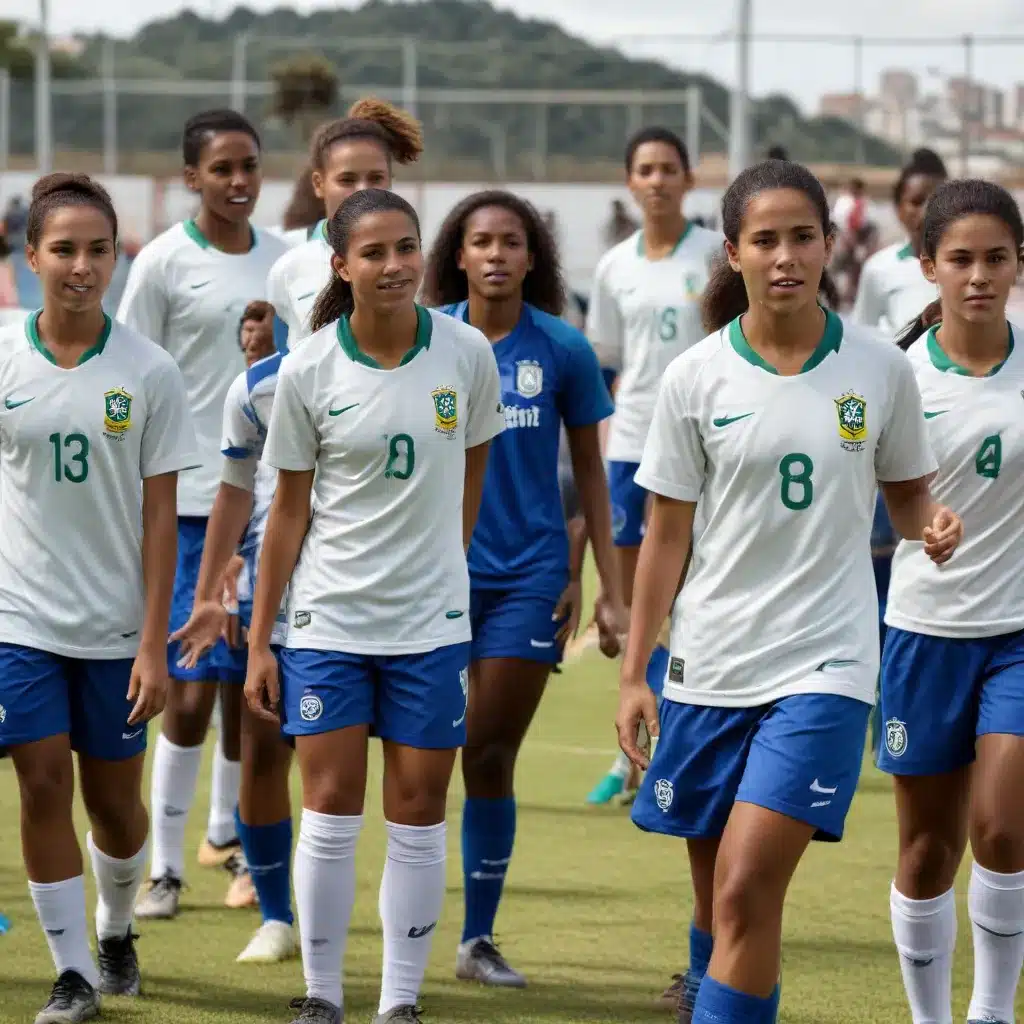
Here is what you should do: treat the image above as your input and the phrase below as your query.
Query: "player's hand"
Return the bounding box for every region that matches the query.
[553,580,582,648]
[923,505,963,565]
[169,599,228,670]
[245,645,281,724]
[593,590,628,659]
[126,643,169,726]
[222,556,244,648]
[616,673,659,770]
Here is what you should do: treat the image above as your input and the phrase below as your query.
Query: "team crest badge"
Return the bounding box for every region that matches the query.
[834,391,867,452]
[683,272,702,301]
[515,360,543,398]
[885,718,908,758]
[654,778,674,812]
[431,385,458,437]
[103,387,133,435]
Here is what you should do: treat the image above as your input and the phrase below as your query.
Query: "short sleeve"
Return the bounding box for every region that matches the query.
[874,351,938,483]
[261,360,319,472]
[849,259,885,329]
[633,362,705,502]
[220,371,263,492]
[117,246,169,344]
[140,357,200,479]
[265,257,293,351]
[585,256,624,371]
[557,333,614,429]
[465,341,505,449]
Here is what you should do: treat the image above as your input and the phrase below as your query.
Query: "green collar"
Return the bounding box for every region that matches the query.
[636,221,693,260]
[27,310,112,367]
[896,242,916,261]
[337,304,432,369]
[183,218,256,253]
[728,307,843,375]
[926,322,1014,377]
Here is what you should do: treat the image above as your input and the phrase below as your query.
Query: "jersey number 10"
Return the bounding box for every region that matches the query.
[384,433,415,480]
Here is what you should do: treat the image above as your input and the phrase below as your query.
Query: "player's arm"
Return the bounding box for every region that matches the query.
[463,442,491,551]
[849,257,883,328]
[116,246,169,343]
[585,255,624,375]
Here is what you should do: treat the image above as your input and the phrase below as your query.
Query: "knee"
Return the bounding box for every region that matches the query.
[899,830,964,895]
[462,739,516,797]
[17,756,73,821]
[83,784,146,838]
[246,729,290,782]
[713,861,778,941]
[303,766,364,818]
[972,814,1024,874]
[164,684,214,746]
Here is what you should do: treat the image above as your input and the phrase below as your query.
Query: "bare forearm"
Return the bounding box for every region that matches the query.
[567,517,587,583]
[194,483,253,603]
[576,465,620,603]
[881,480,938,541]
[140,483,178,652]
[462,443,490,550]
[249,507,306,649]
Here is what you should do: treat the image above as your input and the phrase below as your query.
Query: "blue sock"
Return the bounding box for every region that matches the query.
[235,807,293,926]
[461,797,515,943]
[682,923,714,1009]
[646,644,670,699]
[693,976,778,1023]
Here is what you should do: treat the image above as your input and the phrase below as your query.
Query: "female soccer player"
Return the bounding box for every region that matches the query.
[421,189,623,985]
[247,187,504,1024]
[619,159,963,1024]
[267,97,423,348]
[851,148,947,335]
[117,109,288,920]
[877,179,1024,1024]
[585,126,723,806]
[272,164,323,247]
[0,173,196,1022]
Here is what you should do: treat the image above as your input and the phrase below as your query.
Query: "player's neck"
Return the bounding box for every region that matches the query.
[36,305,107,367]
[349,304,420,369]
[935,315,1010,376]
[466,293,522,343]
[642,212,687,258]
[194,208,253,255]
[742,302,825,376]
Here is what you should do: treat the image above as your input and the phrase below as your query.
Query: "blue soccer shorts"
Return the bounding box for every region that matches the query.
[607,460,647,548]
[470,587,564,665]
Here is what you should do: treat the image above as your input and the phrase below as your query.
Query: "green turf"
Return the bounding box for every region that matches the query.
[0,649,1017,1023]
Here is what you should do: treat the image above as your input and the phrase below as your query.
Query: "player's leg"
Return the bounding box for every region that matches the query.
[458,589,559,986]
[235,672,297,963]
[200,680,244,871]
[691,693,870,1022]
[280,648,372,1024]
[2,646,101,1022]
[965,633,1024,1024]
[74,657,152,1000]
[877,627,979,1024]
[374,642,471,1023]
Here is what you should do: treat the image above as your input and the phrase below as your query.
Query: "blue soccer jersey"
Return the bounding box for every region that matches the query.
[442,302,613,594]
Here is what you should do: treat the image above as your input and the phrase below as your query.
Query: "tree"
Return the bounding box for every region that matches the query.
[268,53,339,145]
[0,19,84,78]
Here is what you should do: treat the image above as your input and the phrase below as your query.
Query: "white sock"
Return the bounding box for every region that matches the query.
[29,876,99,988]
[87,832,148,941]
[294,809,362,1009]
[967,861,1024,1023]
[378,821,447,1016]
[207,736,240,847]
[149,734,203,879]
[609,750,629,779]
[890,883,956,1024]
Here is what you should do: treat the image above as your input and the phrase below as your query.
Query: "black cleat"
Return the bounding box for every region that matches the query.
[35,969,101,1023]
[287,996,341,1023]
[97,929,141,996]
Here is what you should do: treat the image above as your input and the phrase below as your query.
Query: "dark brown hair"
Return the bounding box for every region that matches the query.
[27,172,118,247]
[281,164,323,230]
[625,126,690,175]
[182,109,260,166]
[310,96,423,172]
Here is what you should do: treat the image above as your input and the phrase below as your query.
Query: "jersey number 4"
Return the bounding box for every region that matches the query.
[49,432,90,484]
[975,434,1001,480]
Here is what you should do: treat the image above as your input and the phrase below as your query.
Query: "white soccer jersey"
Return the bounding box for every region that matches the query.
[586,224,724,462]
[850,241,937,337]
[0,314,198,657]
[262,305,505,654]
[886,324,1024,639]
[220,352,287,645]
[637,310,937,708]
[265,221,331,349]
[116,220,287,516]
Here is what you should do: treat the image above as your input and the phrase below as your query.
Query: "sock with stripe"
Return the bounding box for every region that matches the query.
[693,975,779,1023]
[890,882,956,1024]
[461,797,515,943]
[682,923,714,1012]
[967,861,1024,1024]
[236,807,293,926]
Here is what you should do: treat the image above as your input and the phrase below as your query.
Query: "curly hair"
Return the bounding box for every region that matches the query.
[309,96,423,171]
[420,189,566,315]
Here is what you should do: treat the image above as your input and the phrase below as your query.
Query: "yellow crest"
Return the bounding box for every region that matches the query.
[834,391,867,445]
[431,385,458,436]
[103,387,133,434]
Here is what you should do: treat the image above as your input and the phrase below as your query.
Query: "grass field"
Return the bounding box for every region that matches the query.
[0,647,1015,1024]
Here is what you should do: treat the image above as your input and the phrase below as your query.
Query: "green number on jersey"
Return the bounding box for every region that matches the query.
[779,452,814,510]
[975,434,1002,480]
[49,432,90,484]
[657,307,678,342]
[384,433,415,480]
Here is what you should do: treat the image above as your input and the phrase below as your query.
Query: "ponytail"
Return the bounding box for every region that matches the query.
[896,299,942,351]
[308,273,353,333]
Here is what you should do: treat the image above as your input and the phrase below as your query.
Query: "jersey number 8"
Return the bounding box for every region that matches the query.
[779,452,813,511]
[49,432,90,484]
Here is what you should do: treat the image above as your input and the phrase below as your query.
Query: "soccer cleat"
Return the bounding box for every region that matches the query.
[97,929,141,996]
[287,996,341,1023]
[373,1006,423,1024]
[659,973,683,1009]
[34,970,101,1024]
[134,873,182,920]
[455,936,527,988]
[224,851,258,909]
[197,835,242,868]
[676,967,703,1023]
[967,1019,1009,1023]
[586,771,626,805]
[237,920,299,963]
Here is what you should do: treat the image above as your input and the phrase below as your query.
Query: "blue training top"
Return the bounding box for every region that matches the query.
[442,301,613,596]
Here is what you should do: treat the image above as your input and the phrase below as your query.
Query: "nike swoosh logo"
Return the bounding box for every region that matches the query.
[810,779,838,795]
[190,280,211,290]
[329,403,359,416]
[923,410,947,419]
[713,413,754,428]
[296,291,316,301]
[4,397,33,409]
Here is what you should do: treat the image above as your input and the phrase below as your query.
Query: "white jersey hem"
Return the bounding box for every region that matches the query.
[283,631,471,655]
[0,629,139,660]
[661,676,875,709]
[882,610,1024,641]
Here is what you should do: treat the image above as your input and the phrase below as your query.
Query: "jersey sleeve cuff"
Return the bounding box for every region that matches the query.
[562,403,615,429]
[876,456,939,483]
[263,454,316,472]
[466,419,505,449]
[633,469,701,503]
[220,456,257,492]
[142,455,202,479]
